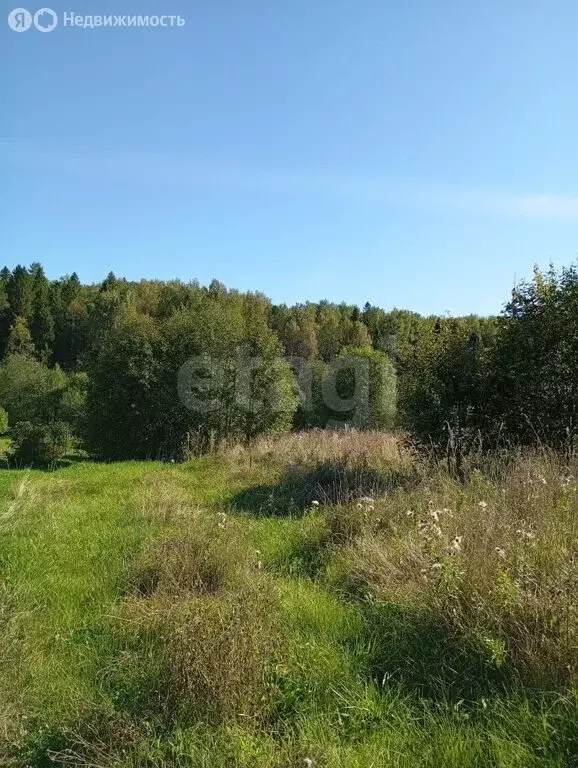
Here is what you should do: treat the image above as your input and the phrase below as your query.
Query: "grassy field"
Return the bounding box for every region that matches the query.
[1,432,578,766]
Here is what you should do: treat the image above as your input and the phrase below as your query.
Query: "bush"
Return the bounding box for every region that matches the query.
[10,421,70,466]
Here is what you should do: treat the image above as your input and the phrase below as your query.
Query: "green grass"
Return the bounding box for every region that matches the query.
[1,441,578,766]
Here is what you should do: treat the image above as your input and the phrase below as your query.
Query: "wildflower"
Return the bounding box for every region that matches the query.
[428,509,440,523]
[478,501,488,510]
[451,535,463,553]
[418,521,429,535]
[303,759,316,768]
[406,510,414,518]
[311,500,320,507]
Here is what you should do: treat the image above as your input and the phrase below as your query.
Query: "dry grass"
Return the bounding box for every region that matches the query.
[225,428,413,472]
[123,584,279,724]
[129,514,251,598]
[110,479,281,729]
[331,450,578,686]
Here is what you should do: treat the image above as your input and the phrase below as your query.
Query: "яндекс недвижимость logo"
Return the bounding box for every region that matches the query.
[7,8,185,30]
[8,7,58,31]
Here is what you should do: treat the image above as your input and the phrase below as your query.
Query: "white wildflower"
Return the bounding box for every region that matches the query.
[450,535,463,553]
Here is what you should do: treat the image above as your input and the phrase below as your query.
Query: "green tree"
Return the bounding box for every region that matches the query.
[30,263,55,360]
[7,265,35,322]
[0,354,76,426]
[487,265,578,449]
[6,316,37,358]
[329,346,397,429]
[399,320,487,473]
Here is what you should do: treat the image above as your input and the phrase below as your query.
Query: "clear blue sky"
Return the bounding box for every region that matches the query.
[2,1,578,316]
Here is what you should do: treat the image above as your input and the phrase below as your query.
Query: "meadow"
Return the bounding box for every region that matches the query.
[1,430,578,767]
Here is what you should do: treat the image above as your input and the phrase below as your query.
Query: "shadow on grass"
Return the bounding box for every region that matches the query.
[230,460,421,517]
[350,602,508,703]
[0,451,91,473]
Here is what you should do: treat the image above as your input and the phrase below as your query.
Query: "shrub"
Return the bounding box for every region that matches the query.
[9,420,70,466]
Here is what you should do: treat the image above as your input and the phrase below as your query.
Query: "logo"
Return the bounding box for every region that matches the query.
[8,7,58,31]
[34,7,57,31]
[8,8,32,31]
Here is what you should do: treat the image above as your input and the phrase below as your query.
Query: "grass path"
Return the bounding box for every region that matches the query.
[0,464,160,731]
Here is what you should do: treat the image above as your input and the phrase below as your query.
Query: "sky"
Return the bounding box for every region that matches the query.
[2,0,578,316]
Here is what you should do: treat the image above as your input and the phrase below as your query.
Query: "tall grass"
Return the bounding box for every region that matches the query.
[1,434,578,766]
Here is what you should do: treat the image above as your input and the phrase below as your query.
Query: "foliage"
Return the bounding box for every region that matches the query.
[0,407,8,435]
[6,316,36,358]
[399,321,488,472]
[488,265,578,449]
[9,420,70,466]
[332,345,397,429]
[0,354,86,434]
[0,261,577,458]
[85,294,298,460]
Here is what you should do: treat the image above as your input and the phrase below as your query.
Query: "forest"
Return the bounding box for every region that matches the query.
[0,261,575,466]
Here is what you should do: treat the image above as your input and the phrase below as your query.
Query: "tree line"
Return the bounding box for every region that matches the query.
[0,262,576,464]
